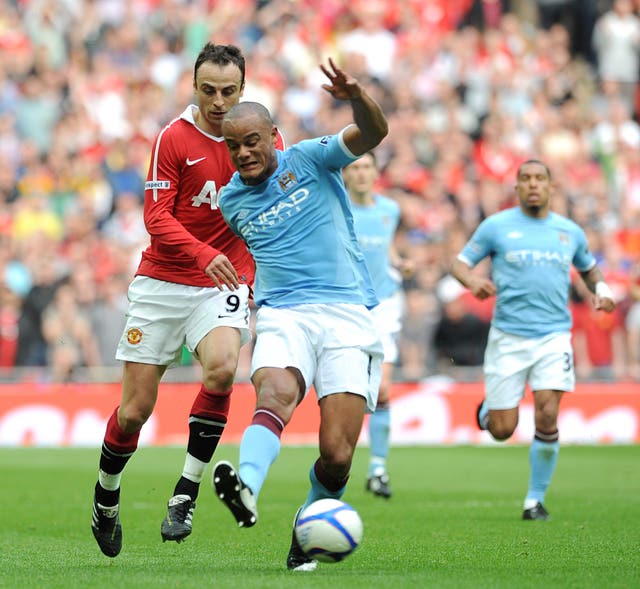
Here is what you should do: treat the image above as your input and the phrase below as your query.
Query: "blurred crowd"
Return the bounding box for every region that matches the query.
[1,0,640,383]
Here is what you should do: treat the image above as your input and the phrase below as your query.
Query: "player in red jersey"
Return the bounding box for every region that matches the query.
[91,43,285,557]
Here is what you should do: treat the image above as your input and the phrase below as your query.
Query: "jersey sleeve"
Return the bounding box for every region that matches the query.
[143,129,221,272]
[299,130,358,172]
[572,224,597,273]
[458,218,494,268]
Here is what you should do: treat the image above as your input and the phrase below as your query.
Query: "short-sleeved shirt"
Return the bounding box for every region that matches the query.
[219,129,378,309]
[138,105,285,287]
[458,207,596,337]
[351,194,401,300]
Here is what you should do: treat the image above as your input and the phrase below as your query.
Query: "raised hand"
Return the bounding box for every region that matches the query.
[320,57,362,101]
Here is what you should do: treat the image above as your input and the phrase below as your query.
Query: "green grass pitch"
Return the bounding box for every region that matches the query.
[1,445,638,589]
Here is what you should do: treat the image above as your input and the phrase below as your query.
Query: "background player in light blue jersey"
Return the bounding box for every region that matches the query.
[343,152,414,499]
[451,159,615,521]
[212,58,388,571]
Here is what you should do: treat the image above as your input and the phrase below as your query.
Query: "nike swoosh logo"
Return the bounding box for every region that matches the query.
[198,431,220,438]
[186,157,206,166]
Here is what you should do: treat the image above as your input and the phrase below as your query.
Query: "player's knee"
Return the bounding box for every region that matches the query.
[535,406,558,431]
[201,362,236,392]
[255,379,299,421]
[489,429,512,441]
[118,404,151,433]
[489,422,516,441]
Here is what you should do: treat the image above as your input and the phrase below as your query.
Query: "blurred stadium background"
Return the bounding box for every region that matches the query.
[1,0,639,446]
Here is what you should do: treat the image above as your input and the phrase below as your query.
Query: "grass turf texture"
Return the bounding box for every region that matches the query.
[1,446,638,589]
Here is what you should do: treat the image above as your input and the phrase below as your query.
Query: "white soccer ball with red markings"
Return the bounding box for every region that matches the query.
[294,498,363,563]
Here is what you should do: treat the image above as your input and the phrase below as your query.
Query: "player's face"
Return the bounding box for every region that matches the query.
[515,162,552,217]
[194,62,244,136]
[343,154,378,202]
[222,114,279,185]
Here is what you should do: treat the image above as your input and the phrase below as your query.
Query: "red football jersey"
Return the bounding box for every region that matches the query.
[137,105,284,287]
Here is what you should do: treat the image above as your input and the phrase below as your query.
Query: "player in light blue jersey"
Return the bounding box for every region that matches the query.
[212,58,388,571]
[451,159,616,521]
[343,152,414,499]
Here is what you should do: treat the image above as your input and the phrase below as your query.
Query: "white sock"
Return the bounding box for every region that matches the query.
[98,469,122,492]
[181,454,207,484]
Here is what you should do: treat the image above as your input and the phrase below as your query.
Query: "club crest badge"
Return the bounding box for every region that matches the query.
[126,328,143,345]
[278,171,297,191]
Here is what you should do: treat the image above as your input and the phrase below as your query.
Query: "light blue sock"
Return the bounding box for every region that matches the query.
[299,463,346,517]
[477,399,489,430]
[526,436,559,505]
[368,406,390,476]
[238,424,281,499]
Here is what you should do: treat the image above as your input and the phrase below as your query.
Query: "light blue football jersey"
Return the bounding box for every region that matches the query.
[351,194,401,300]
[458,207,596,337]
[218,130,378,309]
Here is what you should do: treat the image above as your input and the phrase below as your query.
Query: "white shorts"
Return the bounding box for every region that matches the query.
[251,303,383,412]
[116,276,251,367]
[370,290,404,364]
[483,326,574,410]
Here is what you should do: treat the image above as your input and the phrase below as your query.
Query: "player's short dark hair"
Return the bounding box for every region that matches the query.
[517,159,552,179]
[225,101,273,125]
[194,43,245,86]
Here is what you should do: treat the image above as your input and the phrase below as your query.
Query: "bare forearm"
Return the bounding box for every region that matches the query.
[319,58,388,155]
[349,89,388,153]
[451,258,472,288]
[580,265,605,294]
[580,265,616,312]
[451,257,497,300]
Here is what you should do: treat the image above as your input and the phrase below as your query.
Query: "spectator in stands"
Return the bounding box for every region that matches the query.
[1,0,639,386]
[433,274,490,372]
[0,283,20,369]
[14,254,64,368]
[592,0,640,116]
[88,274,129,370]
[337,0,398,82]
[536,0,598,62]
[625,258,640,379]
[41,281,100,382]
[571,282,626,381]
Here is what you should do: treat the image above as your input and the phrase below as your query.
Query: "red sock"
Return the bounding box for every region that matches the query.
[103,407,139,454]
[190,385,231,422]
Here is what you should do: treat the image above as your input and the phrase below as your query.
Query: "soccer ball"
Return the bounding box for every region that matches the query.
[294,498,363,563]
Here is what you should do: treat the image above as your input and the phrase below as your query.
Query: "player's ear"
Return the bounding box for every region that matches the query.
[271,126,279,145]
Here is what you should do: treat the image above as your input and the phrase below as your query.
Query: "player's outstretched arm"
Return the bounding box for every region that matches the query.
[319,57,388,156]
